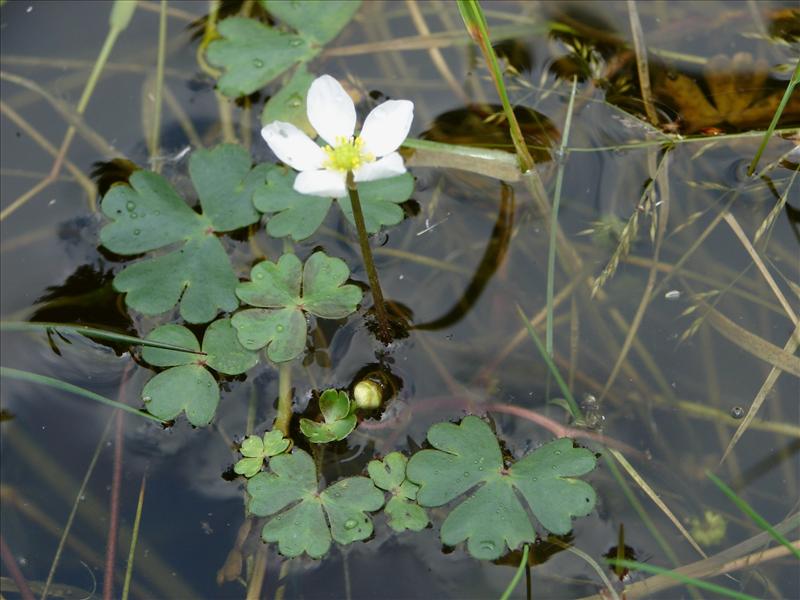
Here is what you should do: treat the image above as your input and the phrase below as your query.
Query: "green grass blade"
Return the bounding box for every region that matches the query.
[499,543,529,600]
[546,76,578,356]
[515,304,581,419]
[706,471,800,560]
[0,321,205,354]
[0,367,164,423]
[608,559,760,600]
[455,0,533,172]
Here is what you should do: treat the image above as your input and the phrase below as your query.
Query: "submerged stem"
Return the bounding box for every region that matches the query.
[346,172,392,343]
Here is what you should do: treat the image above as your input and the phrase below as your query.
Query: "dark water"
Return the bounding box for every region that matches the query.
[1,1,799,599]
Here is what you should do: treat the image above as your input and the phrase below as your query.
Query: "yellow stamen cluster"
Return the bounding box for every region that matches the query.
[323,136,374,172]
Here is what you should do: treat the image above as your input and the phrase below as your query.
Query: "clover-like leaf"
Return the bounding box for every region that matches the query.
[254,172,414,240]
[300,389,356,443]
[206,17,313,97]
[263,1,361,46]
[337,173,414,233]
[247,450,383,558]
[140,319,258,426]
[406,416,597,560]
[100,144,267,323]
[232,252,361,362]
[235,430,291,477]
[368,453,428,532]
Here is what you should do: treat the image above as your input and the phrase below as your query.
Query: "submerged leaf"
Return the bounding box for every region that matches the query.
[248,450,383,558]
[406,416,597,559]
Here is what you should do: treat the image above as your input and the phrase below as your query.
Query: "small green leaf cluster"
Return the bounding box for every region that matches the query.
[245,415,597,561]
[299,389,357,443]
[234,430,291,478]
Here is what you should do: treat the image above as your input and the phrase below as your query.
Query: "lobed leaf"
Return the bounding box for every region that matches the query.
[406,416,597,560]
[263,0,361,45]
[206,17,312,97]
[247,449,384,558]
[232,252,361,362]
[100,145,267,323]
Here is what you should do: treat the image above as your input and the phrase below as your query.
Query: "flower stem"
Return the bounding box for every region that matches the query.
[346,172,392,343]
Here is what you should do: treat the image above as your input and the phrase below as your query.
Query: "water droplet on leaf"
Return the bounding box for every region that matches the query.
[252,58,264,68]
[344,519,358,530]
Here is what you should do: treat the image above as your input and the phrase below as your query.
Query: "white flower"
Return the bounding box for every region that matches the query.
[261,75,414,198]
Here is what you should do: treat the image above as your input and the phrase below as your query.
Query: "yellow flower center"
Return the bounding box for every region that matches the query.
[323,136,374,172]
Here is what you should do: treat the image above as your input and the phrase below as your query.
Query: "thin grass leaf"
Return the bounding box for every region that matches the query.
[754,168,799,243]
[608,559,760,600]
[610,449,706,558]
[0,321,205,355]
[721,320,800,464]
[747,57,800,175]
[546,76,578,357]
[498,543,528,600]
[515,305,580,420]
[0,367,164,423]
[706,471,800,560]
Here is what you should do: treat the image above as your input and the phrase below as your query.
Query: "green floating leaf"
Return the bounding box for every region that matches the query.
[206,17,313,97]
[254,170,414,240]
[406,416,597,560]
[253,165,332,242]
[235,430,291,478]
[368,453,428,532]
[263,0,361,45]
[100,144,267,323]
[337,173,415,234]
[232,252,361,362]
[248,449,384,558]
[141,319,258,426]
[300,389,357,443]
[261,65,315,136]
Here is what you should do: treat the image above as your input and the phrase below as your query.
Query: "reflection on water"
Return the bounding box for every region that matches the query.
[1,1,799,599]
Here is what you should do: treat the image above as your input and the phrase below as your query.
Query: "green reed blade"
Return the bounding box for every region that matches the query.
[747,58,800,176]
[1,321,205,355]
[456,0,533,172]
[1,367,164,423]
[706,471,800,560]
[608,558,759,600]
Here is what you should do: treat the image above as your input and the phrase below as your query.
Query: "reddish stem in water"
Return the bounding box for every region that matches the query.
[103,363,133,600]
[0,534,35,600]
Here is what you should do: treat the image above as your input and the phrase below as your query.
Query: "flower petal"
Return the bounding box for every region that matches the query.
[359,100,414,157]
[262,122,326,172]
[353,152,406,182]
[294,169,348,198]
[307,75,357,147]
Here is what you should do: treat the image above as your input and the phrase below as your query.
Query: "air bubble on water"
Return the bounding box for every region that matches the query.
[730,406,744,419]
[665,290,681,300]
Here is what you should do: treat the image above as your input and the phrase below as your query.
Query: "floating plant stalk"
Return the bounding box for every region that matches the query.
[347,172,392,342]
